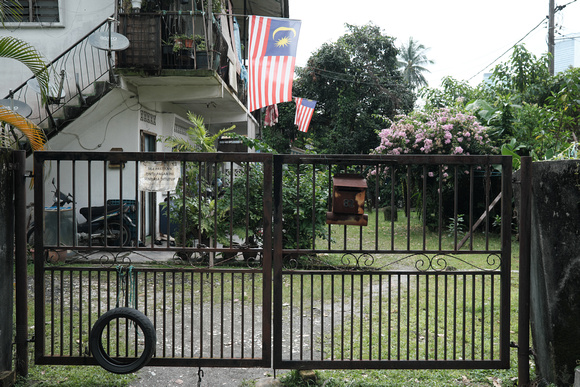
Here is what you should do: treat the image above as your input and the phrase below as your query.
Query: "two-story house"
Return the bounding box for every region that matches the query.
[0,0,289,243]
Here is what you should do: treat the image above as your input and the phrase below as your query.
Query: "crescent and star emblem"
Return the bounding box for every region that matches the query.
[272,26,296,48]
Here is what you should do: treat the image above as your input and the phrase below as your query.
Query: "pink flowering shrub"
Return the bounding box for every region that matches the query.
[372,108,497,156]
[368,108,500,231]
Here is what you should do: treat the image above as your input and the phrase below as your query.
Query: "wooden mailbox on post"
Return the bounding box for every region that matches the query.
[326,173,368,226]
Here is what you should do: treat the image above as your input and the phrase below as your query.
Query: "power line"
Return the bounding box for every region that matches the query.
[467,18,546,81]
[467,0,577,82]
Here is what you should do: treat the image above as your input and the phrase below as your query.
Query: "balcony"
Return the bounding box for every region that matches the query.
[116,10,250,132]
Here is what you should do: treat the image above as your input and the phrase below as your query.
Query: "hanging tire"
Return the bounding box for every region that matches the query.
[90,307,156,374]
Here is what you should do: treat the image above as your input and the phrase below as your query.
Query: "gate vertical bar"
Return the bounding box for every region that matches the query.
[272,155,283,368]
[499,156,513,366]
[14,150,28,376]
[33,152,46,362]
[262,155,273,366]
[518,156,532,386]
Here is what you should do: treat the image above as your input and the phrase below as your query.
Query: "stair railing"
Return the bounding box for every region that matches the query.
[4,16,116,136]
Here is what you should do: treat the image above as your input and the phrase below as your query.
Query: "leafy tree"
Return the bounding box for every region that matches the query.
[487,45,550,103]
[398,37,434,90]
[261,102,297,153]
[285,23,415,155]
[421,76,477,110]
[280,164,329,250]
[421,45,580,165]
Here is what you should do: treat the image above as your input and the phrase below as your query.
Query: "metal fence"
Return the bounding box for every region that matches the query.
[32,151,272,368]
[31,151,514,372]
[272,154,512,370]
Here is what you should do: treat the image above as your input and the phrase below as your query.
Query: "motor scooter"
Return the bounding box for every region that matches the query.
[27,179,136,247]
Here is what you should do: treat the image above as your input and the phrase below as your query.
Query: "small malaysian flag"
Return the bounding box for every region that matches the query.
[248,15,301,112]
[294,97,317,133]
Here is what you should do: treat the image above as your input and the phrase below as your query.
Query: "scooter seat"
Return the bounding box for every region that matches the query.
[79,204,122,220]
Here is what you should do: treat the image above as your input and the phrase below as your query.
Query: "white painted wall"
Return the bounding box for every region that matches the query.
[0,1,115,98]
[25,86,192,243]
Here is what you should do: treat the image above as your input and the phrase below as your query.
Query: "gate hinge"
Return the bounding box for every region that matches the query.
[510,341,534,356]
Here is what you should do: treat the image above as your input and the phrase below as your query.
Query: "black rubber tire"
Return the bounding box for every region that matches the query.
[90,307,156,374]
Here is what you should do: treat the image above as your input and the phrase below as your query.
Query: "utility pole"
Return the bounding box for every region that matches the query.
[548,0,555,75]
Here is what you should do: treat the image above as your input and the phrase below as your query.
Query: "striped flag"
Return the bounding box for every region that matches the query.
[294,97,317,133]
[248,15,301,112]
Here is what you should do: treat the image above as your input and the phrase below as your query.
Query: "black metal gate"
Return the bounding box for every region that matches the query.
[32,151,272,368]
[29,151,517,373]
[272,154,513,370]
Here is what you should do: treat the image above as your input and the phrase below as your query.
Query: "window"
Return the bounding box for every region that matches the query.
[4,0,60,23]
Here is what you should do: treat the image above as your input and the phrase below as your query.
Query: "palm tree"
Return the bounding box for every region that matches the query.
[1,0,49,150]
[398,37,434,90]
[161,112,234,152]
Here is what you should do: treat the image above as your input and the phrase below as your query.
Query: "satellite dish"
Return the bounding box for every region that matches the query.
[27,78,66,99]
[0,99,33,118]
[89,31,130,51]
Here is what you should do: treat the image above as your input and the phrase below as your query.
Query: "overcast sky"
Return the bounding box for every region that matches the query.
[288,0,580,88]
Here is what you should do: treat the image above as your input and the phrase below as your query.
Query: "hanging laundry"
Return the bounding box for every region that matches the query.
[264,104,279,126]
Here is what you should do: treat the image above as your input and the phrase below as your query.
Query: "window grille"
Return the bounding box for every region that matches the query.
[4,0,60,23]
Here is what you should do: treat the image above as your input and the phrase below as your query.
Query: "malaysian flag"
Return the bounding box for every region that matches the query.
[248,15,301,112]
[294,97,317,133]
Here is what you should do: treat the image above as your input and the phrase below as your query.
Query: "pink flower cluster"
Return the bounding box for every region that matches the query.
[372,108,496,156]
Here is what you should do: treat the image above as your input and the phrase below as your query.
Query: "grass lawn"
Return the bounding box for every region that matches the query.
[14,209,527,386]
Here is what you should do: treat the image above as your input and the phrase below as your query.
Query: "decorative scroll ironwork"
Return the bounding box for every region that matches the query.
[281,252,502,272]
[98,252,132,267]
[281,252,378,271]
[376,253,503,272]
[341,253,375,269]
[44,249,134,267]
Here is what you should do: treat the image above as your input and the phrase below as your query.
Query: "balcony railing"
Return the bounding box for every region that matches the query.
[117,11,246,103]
[118,12,227,72]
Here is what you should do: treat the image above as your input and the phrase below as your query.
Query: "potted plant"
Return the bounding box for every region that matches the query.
[168,34,195,53]
[193,35,211,68]
[194,35,207,51]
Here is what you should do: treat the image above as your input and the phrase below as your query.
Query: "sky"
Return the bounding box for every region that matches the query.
[288,0,580,88]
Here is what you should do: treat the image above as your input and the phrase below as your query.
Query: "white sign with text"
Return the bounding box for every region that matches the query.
[138,161,181,192]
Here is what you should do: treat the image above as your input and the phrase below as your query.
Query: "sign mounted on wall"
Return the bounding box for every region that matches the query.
[138,161,181,192]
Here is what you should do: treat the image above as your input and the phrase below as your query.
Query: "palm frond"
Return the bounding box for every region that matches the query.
[0,106,46,151]
[0,36,49,102]
[0,0,23,24]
